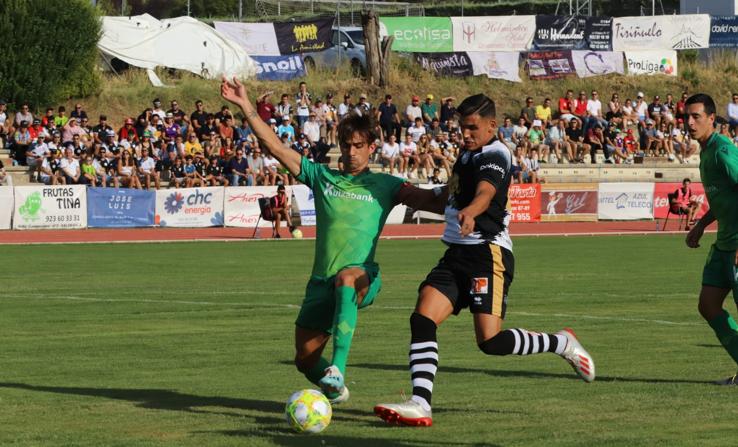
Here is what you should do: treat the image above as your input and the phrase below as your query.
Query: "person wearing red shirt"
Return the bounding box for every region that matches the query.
[269,184,295,238]
[573,91,588,123]
[558,89,575,123]
[671,177,700,229]
[256,91,276,123]
[118,118,140,144]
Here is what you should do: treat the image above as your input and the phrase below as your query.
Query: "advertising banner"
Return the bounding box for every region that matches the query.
[625,50,677,76]
[533,15,612,51]
[274,17,334,54]
[572,51,624,77]
[380,17,453,53]
[415,52,474,77]
[541,183,598,222]
[87,188,155,228]
[508,184,541,223]
[223,186,281,228]
[467,51,522,82]
[612,15,710,51]
[13,185,87,230]
[292,184,315,226]
[214,22,281,56]
[452,16,536,52]
[653,182,706,220]
[155,187,224,227]
[598,182,654,220]
[0,186,13,229]
[253,55,306,81]
[526,50,576,80]
[709,16,738,48]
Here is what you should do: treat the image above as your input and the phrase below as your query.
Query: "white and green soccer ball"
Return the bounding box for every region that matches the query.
[285,389,332,433]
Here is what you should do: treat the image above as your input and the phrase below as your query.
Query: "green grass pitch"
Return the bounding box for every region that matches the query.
[1,235,736,447]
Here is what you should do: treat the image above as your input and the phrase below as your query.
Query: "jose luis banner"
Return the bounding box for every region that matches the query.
[88,188,155,228]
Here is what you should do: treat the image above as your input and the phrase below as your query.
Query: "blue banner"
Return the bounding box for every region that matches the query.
[253,55,307,81]
[87,188,155,228]
[709,16,738,48]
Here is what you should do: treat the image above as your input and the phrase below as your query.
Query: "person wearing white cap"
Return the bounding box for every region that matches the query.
[634,92,648,127]
[526,119,550,162]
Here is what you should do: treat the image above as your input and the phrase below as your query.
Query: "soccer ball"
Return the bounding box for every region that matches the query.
[291,228,303,239]
[285,389,332,433]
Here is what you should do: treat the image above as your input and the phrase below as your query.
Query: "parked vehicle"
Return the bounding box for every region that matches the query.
[303,27,366,75]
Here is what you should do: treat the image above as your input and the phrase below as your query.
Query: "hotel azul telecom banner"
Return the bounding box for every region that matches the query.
[0,186,13,229]
[13,185,87,230]
[155,187,224,227]
[87,188,155,228]
[379,17,453,53]
[612,14,710,51]
[452,16,536,52]
[598,182,654,220]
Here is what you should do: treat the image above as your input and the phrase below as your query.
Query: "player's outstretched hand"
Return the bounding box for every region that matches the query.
[221,76,247,106]
[685,224,704,248]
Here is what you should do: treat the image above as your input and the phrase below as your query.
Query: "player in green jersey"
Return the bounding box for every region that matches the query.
[221,77,445,402]
[684,94,738,384]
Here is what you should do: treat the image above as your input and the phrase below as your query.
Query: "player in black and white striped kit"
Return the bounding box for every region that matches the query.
[375,94,595,427]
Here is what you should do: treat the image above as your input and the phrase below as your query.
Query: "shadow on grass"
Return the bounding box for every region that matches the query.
[352,363,714,385]
[211,430,503,447]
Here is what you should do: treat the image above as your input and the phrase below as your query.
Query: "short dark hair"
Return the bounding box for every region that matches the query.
[682,177,691,184]
[457,94,496,119]
[685,93,716,117]
[337,113,378,148]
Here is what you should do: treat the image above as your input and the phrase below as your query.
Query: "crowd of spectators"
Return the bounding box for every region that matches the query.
[0,84,727,188]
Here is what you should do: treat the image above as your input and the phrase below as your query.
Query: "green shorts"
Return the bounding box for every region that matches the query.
[702,244,738,301]
[295,265,382,334]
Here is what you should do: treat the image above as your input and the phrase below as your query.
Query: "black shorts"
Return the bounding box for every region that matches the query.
[420,242,514,318]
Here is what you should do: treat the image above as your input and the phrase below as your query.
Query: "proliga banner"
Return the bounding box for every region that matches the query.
[572,51,623,78]
[508,184,541,223]
[526,50,576,80]
[467,51,521,82]
[612,14,710,51]
[155,187,224,227]
[598,182,654,220]
[709,16,738,48]
[87,188,155,228]
[625,50,677,76]
[541,183,598,222]
[452,16,536,52]
[380,17,453,53]
[13,185,87,230]
[653,182,706,220]
[0,186,13,229]
[292,184,315,226]
[223,186,281,228]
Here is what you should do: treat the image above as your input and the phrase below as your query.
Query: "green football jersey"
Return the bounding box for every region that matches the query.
[699,132,738,251]
[296,157,406,278]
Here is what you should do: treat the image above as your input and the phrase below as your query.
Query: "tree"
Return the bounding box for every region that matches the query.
[0,0,101,110]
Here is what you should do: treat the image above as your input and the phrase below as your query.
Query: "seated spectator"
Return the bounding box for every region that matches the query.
[380,134,401,175]
[585,124,608,164]
[183,154,205,187]
[60,147,81,184]
[27,134,48,170]
[584,90,606,131]
[270,184,295,238]
[416,134,434,179]
[404,95,422,128]
[205,153,229,186]
[648,95,664,128]
[572,91,588,123]
[337,94,352,122]
[117,149,141,189]
[354,94,371,116]
[606,93,622,122]
[377,94,400,143]
[263,150,287,185]
[421,94,438,125]
[427,167,443,185]
[408,117,426,143]
[640,119,660,157]
[246,144,266,186]
[80,155,98,187]
[662,94,676,127]
[138,147,160,189]
[658,122,675,161]
[38,153,63,185]
[727,93,738,133]
[169,156,187,188]
[92,148,118,188]
[565,118,588,163]
[623,128,642,158]
[439,96,456,132]
[303,113,321,144]
[117,118,139,145]
[498,117,516,153]
[277,116,296,143]
[545,119,568,163]
[70,103,88,121]
[605,125,629,164]
[520,97,536,126]
[15,103,34,128]
[400,133,419,179]
[535,98,553,128]
[520,149,540,183]
[634,93,648,127]
[512,117,528,154]
[671,178,700,230]
[526,120,549,162]
[558,90,576,123]
[13,121,33,165]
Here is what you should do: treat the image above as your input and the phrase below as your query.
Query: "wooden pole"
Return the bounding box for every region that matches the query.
[362,10,381,86]
[379,36,394,87]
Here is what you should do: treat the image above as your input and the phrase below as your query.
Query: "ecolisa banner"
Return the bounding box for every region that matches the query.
[214,22,281,56]
[709,16,738,48]
[379,17,453,53]
[452,16,536,52]
[467,51,522,82]
[13,185,87,230]
[653,182,706,220]
[598,182,654,220]
[572,51,623,78]
[252,55,306,81]
[541,183,598,222]
[155,187,224,227]
[292,184,315,226]
[508,183,541,223]
[223,186,281,228]
[612,15,710,51]
[87,188,155,228]
[414,52,474,77]
[625,50,677,76]
[0,186,13,229]
[526,50,576,80]
[274,17,334,55]
[533,15,612,51]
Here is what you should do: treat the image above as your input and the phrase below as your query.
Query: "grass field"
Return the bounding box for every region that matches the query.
[1,235,737,447]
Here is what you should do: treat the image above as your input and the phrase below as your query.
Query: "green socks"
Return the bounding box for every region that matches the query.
[708,310,738,366]
[331,286,359,374]
[303,356,330,385]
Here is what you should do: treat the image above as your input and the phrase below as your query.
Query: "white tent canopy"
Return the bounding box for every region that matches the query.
[99,14,256,79]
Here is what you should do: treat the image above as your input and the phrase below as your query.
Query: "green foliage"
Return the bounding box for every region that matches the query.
[0,0,101,111]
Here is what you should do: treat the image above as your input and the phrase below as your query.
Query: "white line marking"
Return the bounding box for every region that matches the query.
[3,294,700,326]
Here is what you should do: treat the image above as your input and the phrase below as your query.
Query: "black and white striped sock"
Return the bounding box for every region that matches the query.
[478,328,566,356]
[409,312,437,412]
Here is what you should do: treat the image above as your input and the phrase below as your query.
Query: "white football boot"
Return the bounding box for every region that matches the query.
[557,328,596,383]
[319,365,349,404]
[374,398,433,427]
[713,373,738,386]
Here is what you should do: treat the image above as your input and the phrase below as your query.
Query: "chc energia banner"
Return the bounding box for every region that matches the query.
[87,188,155,228]
[709,16,738,48]
[0,186,13,230]
[215,18,334,56]
[598,182,654,220]
[223,186,281,228]
[612,15,710,51]
[155,187,224,227]
[252,55,306,81]
[533,15,612,51]
[379,17,453,53]
[13,185,87,230]
[452,16,536,52]
[414,51,522,82]
[625,50,677,76]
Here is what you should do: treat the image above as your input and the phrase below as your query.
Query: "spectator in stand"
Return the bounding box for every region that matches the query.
[312,97,328,137]
[197,114,217,140]
[40,107,55,127]
[0,100,9,146]
[70,103,88,121]
[337,94,352,122]
[270,185,295,238]
[408,117,426,143]
[184,133,203,156]
[520,97,536,127]
[498,117,516,153]
[228,147,250,186]
[215,105,233,124]
[520,148,539,183]
[138,147,160,189]
[324,93,337,146]
[60,147,81,184]
[659,121,675,161]
[663,93,676,127]
[380,134,401,175]
[607,93,622,122]
[377,94,401,143]
[205,152,229,186]
[29,118,48,141]
[641,119,659,157]
[405,95,422,128]
[558,89,576,123]
[648,95,664,128]
[218,115,234,144]
[399,132,419,179]
[535,98,553,128]
[92,147,118,188]
[634,92,649,127]
[354,94,371,116]
[585,123,608,164]
[78,116,92,145]
[512,117,528,154]
[118,149,141,189]
[610,127,631,164]
[278,116,296,143]
[151,98,166,120]
[604,124,628,164]
[170,157,186,188]
[163,113,182,144]
[671,178,700,230]
[672,119,689,163]
[427,118,443,140]
[526,120,550,162]
[69,134,86,159]
[416,134,434,179]
[585,90,606,131]
[565,118,588,163]
[27,134,48,172]
[427,167,443,185]
[38,151,61,185]
[275,93,292,123]
[303,112,321,145]
[13,121,33,165]
[235,117,254,148]
[675,91,688,123]
[183,154,203,187]
[15,103,34,127]
[80,155,97,187]
[167,99,184,117]
[728,93,738,133]
[246,143,265,185]
[439,96,456,132]
[256,91,276,123]
[573,91,588,123]
[263,150,286,186]
[545,119,568,163]
[421,94,438,126]
[624,128,641,158]
[621,97,637,129]
[190,100,208,135]
[117,118,139,145]
[63,118,87,145]
[295,82,312,129]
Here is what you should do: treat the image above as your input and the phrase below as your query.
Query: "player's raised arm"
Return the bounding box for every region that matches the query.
[221,76,301,176]
[395,184,448,215]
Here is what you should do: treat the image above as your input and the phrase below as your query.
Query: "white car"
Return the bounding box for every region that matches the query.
[304,27,366,75]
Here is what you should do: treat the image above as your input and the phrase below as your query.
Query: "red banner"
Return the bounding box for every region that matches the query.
[509,184,541,222]
[541,183,598,222]
[653,182,706,219]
